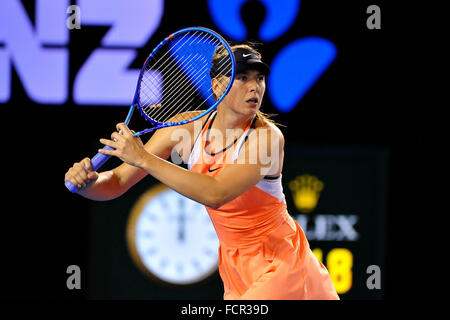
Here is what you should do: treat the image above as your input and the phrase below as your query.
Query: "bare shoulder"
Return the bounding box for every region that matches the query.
[144,110,210,155]
[253,118,285,146]
[159,110,213,160]
[237,117,284,176]
[168,110,207,126]
[159,110,211,135]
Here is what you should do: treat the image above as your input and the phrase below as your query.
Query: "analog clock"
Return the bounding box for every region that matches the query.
[126,184,220,285]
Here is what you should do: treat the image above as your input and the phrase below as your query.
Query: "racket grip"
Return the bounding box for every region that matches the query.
[64,180,80,193]
[64,146,114,193]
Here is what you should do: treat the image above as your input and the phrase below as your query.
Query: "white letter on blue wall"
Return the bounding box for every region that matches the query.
[73,0,163,106]
[0,0,69,104]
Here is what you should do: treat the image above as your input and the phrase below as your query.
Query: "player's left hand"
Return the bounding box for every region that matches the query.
[99,123,148,168]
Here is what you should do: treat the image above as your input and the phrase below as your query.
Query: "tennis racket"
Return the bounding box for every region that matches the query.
[65,26,236,193]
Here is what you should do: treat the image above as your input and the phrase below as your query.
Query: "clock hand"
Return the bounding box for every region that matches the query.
[177,198,186,242]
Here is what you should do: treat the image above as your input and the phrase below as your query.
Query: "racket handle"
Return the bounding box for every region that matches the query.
[90,146,114,171]
[65,180,80,193]
[64,146,114,193]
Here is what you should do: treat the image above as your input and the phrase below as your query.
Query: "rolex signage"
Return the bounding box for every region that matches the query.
[283,146,387,299]
[289,174,359,241]
[289,174,324,213]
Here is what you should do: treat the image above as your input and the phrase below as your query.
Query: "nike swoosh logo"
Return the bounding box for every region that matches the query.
[243,53,252,58]
[208,167,222,172]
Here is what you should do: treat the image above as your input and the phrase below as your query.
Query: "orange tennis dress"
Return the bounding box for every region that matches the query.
[188,111,339,300]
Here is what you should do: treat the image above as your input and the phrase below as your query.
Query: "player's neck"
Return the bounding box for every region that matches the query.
[214,107,254,133]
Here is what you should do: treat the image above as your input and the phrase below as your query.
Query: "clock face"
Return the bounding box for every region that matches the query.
[126,184,220,285]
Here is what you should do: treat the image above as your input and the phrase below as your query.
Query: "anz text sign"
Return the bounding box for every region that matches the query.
[1,0,336,113]
[0,0,164,105]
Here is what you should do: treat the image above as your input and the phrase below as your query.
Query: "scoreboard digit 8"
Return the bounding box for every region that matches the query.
[284,147,387,299]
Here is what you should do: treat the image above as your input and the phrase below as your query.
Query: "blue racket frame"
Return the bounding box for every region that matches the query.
[65,27,236,193]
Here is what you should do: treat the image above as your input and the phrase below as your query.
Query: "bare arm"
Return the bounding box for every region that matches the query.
[99,123,284,208]
[64,115,202,201]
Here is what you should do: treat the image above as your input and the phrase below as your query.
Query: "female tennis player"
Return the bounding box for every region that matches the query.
[64,44,339,300]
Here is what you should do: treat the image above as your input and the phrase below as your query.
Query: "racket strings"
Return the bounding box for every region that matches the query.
[149,33,212,98]
[145,34,218,121]
[139,31,206,112]
[158,60,230,123]
[142,40,204,107]
[155,43,230,121]
[137,31,201,113]
[153,52,227,122]
[137,30,233,124]
[150,53,206,115]
[158,56,231,123]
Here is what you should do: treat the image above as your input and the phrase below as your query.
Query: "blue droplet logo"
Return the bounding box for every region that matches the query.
[268,37,336,112]
[207,0,299,42]
[208,0,337,113]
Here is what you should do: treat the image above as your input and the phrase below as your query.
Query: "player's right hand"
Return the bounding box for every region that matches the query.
[64,157,99,190]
